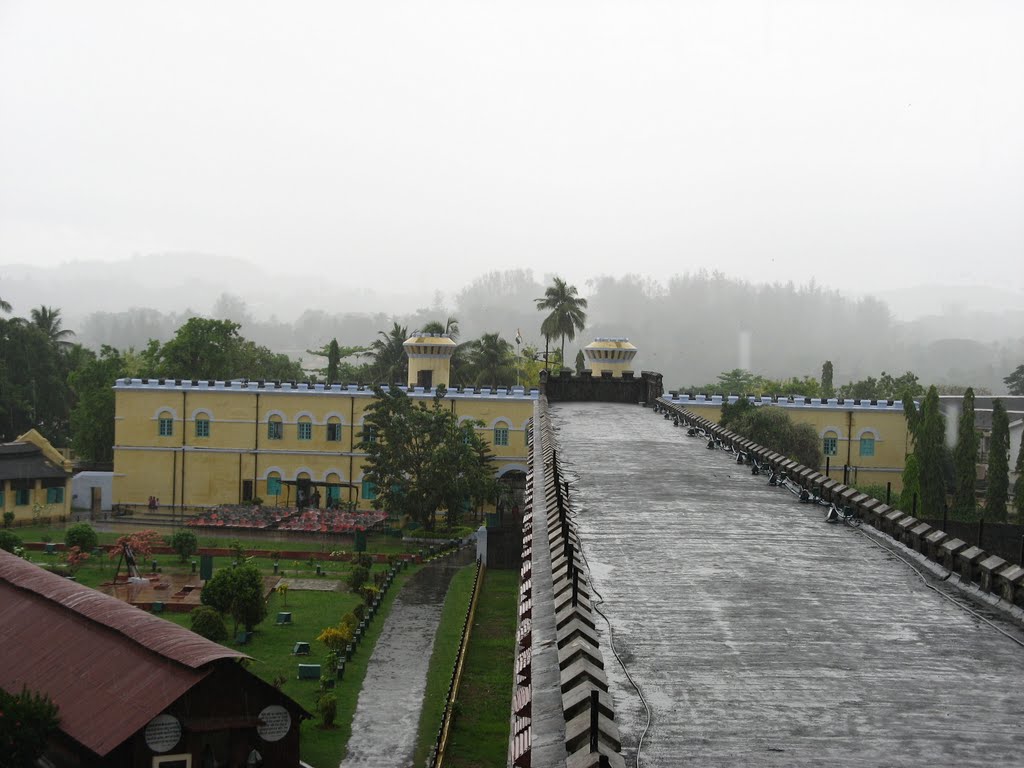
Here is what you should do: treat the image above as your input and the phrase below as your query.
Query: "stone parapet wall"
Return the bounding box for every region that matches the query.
[541,369,663,405]
[657,397,1024,612]
[509,398,626,768]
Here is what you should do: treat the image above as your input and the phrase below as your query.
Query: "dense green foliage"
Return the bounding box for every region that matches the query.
[985,399,1010,521]
[952,388,978,519]
[200,562,268,633]
[189,605,229,641]
[821,360,834,398]
[169,530,198,562]
[64,523,98,552]
[722,403,822,468]
[913,387,948,518]
[1005,364,1024,396]
[0,686,61,767]
[361,387,497,531]
[0,530,21,553]
[1013,428,1024,518]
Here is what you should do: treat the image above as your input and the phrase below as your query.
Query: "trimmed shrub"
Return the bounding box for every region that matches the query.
[190,605,228,642]
[352,552,373,570]
[64,523,98,552]
[347,565,369,593]
[0,530,21,553]
[169,530,198,562]
[318,693,338,727]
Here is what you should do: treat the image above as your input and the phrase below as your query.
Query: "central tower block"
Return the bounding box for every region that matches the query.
[404,332,457,389]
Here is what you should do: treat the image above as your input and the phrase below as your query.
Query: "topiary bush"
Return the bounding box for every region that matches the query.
[64,523,98,553]
[190,605,228,642]
[346,565,369,593]
[0,530,21,553]
[318,693,338,728]
[169,530,198,562]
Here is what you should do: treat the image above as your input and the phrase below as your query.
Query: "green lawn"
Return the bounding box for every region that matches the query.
[160,563,421,767]
[445,569,518,767]
[413,563,479,766]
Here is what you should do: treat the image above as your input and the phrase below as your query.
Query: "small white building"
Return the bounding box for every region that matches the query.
[71,471,115,513]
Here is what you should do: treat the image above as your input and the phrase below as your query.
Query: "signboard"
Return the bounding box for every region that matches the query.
[144,714,182,753]
[257,705,291,742]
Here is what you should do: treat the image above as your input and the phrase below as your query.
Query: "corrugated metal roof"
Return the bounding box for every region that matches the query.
[0,550,247,757]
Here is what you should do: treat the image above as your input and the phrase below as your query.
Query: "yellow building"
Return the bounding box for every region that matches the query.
[112,334,537,510]
[583,338,638,378]
[0,429,73,524]
[664,393,913,491]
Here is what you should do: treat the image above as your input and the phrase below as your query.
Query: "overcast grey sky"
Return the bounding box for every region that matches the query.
[1,1,1022,299]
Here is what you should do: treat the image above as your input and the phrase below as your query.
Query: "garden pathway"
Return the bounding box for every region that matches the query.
[340,546,474,768]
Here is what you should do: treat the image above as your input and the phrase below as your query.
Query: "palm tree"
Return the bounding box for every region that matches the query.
[536,277,588,368]
[419,316,460,341]
[0,296,11,313]
[30,305,75,348]
[465,333,515,386]
[365,323,409,384]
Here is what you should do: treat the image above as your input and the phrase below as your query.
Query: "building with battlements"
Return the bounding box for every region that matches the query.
[112,333,536,510]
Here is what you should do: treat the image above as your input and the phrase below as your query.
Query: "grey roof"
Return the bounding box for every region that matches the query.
[0,442,69,481]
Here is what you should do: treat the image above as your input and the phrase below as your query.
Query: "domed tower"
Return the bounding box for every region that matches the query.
[583,337,638,377]
[403,332,458,389]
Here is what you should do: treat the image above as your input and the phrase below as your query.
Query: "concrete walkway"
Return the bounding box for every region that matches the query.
[553,402,1024,768]
[340,548,473,768]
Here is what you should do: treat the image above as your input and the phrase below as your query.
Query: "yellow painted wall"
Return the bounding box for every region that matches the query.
[676,399,912,491]
[113,382,535,509]
[0,430,73,523]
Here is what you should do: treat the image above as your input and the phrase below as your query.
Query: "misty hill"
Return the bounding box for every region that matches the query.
[3,258,1022,393]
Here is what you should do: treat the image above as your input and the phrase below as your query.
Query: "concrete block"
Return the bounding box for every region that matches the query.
[560,657,609,694]
[957,546,986,583]
[556,603,598,632]
[895,515,918,544]
[908,522,933,553]
[924,529,949,560]
[939,537,968,569]
[558,637,605,671]
[516,647,532,683]
[556,617,600,649]
[883,509,907,536]
[996,565,1024,604]
[978,555,1009,594]
[563,686,616,721]
[567,743,627,768]
[565,709,622,753]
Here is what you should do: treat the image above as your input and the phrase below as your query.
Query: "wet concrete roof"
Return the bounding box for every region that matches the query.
[551,402,1024,767]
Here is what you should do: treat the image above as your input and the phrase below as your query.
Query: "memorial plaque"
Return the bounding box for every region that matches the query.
[257,705,291,742]
[144,714,181,753]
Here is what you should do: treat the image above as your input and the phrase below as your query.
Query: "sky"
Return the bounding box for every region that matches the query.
[1,1,1022,301]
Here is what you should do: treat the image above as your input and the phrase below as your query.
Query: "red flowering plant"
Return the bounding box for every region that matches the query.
[107,529,164,560]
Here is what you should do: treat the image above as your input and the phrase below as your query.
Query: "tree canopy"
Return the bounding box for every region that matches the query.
[1005,364,1024,396]
[985,399,1010,521]
[536,277,588,368]
[952,387,978,519]
[361,387,497,530]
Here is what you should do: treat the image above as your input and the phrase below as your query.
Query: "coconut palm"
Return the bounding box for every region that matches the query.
[365,323,409,384]
[30,305,75,348]
[466,333,515,386]
[535,277,587,368]
[0,296,11,313]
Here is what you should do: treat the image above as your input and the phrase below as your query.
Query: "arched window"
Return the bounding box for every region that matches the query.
[326,473,342,505]
[267,472,282,497]
[195,416,210,438]
[494,421,510,447]
[158,411,174,437]
[823,430,839,457]
[297,416,313,441]
[326,417,342,442]
[268,415,283,440]
[361,479,377,500]
[860,435,876,457]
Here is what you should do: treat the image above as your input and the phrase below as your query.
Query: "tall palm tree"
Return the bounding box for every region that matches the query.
[365,323,409,384]
[535,277,588,368]
[466,333,515,386]
[0,296,11,313]
[30,305,75,348]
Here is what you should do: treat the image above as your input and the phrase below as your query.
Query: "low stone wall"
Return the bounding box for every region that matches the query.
[657,398,1024,611]
[509,398,626,768]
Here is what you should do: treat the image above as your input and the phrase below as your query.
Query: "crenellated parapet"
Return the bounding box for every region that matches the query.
[510,398,626,768]
[541,369,663,405]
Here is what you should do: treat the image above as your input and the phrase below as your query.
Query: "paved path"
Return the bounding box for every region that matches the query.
[340,548,472,768]
[553,402,1024,768]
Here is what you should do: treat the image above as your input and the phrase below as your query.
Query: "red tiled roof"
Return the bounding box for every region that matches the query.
[0,550,247,757]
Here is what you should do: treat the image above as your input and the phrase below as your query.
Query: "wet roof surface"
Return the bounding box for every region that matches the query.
[552,402,1024,768]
